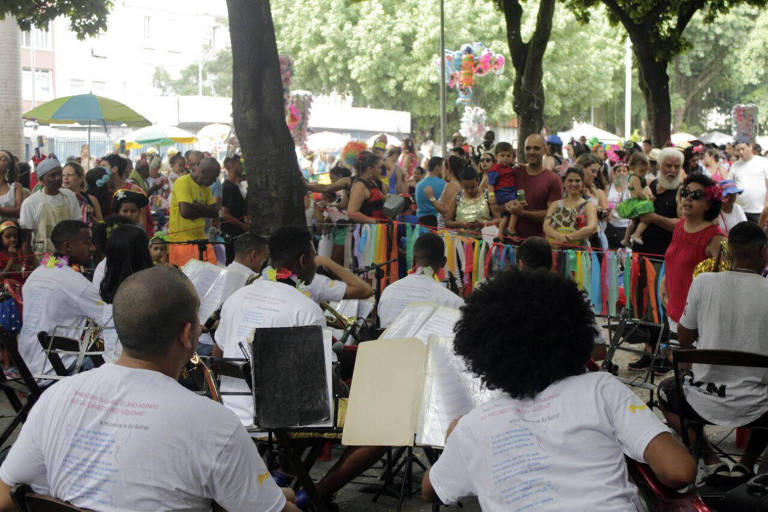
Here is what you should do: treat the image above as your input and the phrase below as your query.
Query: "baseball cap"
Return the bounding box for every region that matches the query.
[546,135,563,145]
[719,179,743,196]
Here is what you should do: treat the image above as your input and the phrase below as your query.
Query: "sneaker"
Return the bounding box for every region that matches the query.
[628,354,652,370]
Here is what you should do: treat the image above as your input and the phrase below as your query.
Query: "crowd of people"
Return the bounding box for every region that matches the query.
[0,127,763,510]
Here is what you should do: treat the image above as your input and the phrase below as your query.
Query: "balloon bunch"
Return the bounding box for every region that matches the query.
[460,106,487,146]
[436,42,506,105]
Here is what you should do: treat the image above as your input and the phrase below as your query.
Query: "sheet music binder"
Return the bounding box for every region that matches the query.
[250,325,332,429]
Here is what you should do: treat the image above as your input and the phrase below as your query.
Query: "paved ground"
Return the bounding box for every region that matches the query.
[0,338,748,511]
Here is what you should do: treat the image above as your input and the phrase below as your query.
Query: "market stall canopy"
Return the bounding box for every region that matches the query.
[120,125,197,148]
[671,132,698,146]
[307,131,351,152]
[23,93,150,127]
[366,133,402,148]
[557,123,621,145]
[699,131,733,145]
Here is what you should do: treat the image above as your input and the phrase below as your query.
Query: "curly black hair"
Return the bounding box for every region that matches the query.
[454,270,597,399]
[682,173,721,221]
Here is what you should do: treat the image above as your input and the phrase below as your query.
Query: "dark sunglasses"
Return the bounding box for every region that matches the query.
[480,158,493,163]
[680,188,706,200]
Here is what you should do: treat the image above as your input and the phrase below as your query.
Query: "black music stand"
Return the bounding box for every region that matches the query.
[250,325,339,512]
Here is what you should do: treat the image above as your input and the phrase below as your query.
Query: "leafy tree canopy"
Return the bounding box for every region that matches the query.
[0,0,112,39]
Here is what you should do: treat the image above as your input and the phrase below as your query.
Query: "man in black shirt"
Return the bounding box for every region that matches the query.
[632,148,683,256]
[220,155,249,263]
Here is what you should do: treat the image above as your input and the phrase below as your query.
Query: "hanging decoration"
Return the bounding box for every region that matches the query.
[435,42,505,105]
[288,92,312,148]
[732,104,758,143]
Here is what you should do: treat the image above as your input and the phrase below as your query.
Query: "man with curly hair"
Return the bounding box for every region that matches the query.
[422,270,695,510]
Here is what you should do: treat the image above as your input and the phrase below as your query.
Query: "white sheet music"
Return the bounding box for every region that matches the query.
[198,272,227,324]
[380,302,436,340]
[413,307,461,344]
[182,260,226,324]
[416,335,500,447]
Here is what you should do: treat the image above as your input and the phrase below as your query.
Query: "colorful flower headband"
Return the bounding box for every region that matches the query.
[705,184,723,203]
[0,220,17,235]
[96,168,111,188]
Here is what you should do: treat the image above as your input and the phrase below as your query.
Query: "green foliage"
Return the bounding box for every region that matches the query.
[0,0,112,39]
[566,0,768,63]
[153,47,233,97]
[271,0,626,135]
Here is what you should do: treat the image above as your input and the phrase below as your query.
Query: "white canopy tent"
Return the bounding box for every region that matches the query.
[699,131,733,145]
[557,123,621,145]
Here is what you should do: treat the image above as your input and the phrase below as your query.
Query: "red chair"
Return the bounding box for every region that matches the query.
[627,458,711,511]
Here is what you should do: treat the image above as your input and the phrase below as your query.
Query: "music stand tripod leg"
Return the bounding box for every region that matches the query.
[274,430,328,512]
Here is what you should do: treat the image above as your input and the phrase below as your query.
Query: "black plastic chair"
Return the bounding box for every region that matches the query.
[11,484,91,512]
[0,329,43,448]
[673,349,768,452]
[36,332,104,377]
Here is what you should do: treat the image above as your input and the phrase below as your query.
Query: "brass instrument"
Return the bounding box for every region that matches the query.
[319,301,355,330]
[245,272,260,285]
[181,354,221,402]
[693,240,732,278]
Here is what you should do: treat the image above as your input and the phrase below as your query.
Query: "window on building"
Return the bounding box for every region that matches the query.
[21,27,52,50]
[69,79,87,93]
[143,16,151,39]
[22,68,53,101]
[91,81,108,95]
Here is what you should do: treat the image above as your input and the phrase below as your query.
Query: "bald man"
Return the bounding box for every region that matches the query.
[168,157,220,266]
[504,134,563,238]
[0,266,298,512]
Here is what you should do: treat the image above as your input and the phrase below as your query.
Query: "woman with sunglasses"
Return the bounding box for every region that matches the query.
[662,174,726,332]
[477,151,495,184]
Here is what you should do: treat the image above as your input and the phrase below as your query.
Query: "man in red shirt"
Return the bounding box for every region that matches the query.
[504,134,563,238]
[104,154,154,237]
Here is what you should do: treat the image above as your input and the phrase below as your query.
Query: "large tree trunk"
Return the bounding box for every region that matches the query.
[634,43,671,147]
[225,0,305,236]
[0,18,22,158]
[500,0,555,157]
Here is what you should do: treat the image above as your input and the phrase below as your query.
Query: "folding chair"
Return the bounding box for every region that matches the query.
[626,457,711,511]
[36,332,104,377]
[0,329,43,448]
[11,484,91,512]
[673,349,768,454]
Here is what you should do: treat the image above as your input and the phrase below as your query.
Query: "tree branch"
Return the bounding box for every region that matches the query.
[676,0,707,34]
[601,0,637,33]
[500,0,527,72]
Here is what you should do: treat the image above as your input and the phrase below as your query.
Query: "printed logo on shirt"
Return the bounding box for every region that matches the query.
[629,404,648,413]
[257,471,270,485]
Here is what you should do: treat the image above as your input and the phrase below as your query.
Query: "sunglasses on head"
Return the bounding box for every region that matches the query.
[680,188,706,200]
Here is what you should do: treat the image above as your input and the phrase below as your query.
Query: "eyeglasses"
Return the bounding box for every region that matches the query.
[480,158,493,163]
[680,188,706,200]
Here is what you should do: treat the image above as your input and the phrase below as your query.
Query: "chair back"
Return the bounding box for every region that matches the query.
[672,349,768,448]
[11,484,92,512]
[36,332,105,376]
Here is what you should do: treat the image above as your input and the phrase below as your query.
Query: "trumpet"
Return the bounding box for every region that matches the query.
[320,301,356,330]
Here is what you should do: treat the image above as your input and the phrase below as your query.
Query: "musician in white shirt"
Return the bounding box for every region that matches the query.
[0,266,298,512]
[215,227,385,510]
[378,232,463,327]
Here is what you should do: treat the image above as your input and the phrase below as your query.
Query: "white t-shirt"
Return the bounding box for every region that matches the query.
[607,183,631,228]
[717,204,747,234]
[429,372,668,511]
[221,260,256,302]
[730,156,768,214]
[19,266,109,376]
[0,364,285,512]
[215,277,325,425]
[18,189,80,230]
[308,273,347,304]
[91,259,106,293]
[679,271,768,426]
[378,273,464,328]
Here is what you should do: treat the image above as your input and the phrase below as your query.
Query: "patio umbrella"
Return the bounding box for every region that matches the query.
[307,131,351,151]
[120,125,197,148]
[23,93,151,147]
